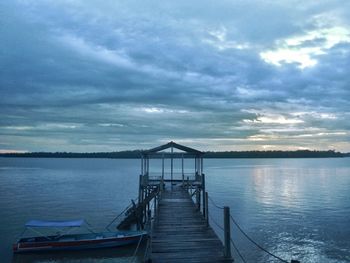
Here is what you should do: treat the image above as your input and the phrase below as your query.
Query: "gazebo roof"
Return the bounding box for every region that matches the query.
[142,141,203,156]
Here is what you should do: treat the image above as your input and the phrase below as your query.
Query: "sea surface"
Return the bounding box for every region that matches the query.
[0,157,349,263]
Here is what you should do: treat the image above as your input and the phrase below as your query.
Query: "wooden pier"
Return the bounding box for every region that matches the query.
[114,141,300,263]
[117,141,233,262]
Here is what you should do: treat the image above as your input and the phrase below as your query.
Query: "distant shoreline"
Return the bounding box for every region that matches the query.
[0,150,349,159]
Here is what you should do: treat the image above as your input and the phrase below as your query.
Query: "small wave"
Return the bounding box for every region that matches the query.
[0,167,42,170]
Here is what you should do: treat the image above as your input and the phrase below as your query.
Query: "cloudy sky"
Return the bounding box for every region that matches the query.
[1,0,350,152]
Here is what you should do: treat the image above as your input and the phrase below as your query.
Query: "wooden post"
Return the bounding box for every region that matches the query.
[224,206,231,259]
[195,157,197,176]
[147,209,152,229]
[147,158,149,176]
[205,192,209,227]
[197,158,200,174]
[171,146,173,186]
[155,194,159,224]
[143,188,147,227]
[138,174,142,204]
[202,173,206,217]
[147,188,150,217]
[201,157,203,175]
[140,186,144,230]
[134,200,140,231]
[197,157,199,175]
[161,177,164,192]
[141,156,144,175]
[196,188,201,210]
[182,153,184,186]
[154,193,157,218]
[198,190,201,210]
[162,153,164,180]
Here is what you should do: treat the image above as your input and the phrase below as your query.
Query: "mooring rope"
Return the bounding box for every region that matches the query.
[84,220,97,234]
[208,195,225,209]
[143,236,151,262]
[229,215,289,263]
[105,205,130,231]
[208,213,247,263]
[208,213,225,232]
[230,238,248,263]
[105,195,138,231]
[207,195,290,263]
[131,234,144,263]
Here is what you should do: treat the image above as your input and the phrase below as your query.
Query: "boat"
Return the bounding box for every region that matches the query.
[13,219,148,253]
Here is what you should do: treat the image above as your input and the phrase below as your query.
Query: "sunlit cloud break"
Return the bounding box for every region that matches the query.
[260,26,350,69]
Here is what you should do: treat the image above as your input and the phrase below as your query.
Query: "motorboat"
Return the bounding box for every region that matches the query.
[13,219,147,253]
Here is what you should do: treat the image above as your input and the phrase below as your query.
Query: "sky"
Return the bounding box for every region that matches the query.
[1,0,350,152]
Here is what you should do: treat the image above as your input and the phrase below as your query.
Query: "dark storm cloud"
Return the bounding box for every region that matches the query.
[0,0,349,152]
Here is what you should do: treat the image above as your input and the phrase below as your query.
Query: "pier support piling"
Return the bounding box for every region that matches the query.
[205,192,209,227]
[224,206,232,259]
[202,173,206,217]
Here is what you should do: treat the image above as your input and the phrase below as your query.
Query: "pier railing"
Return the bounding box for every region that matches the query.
[142,172,201,185]
[140,173,204,187]
[204,193,301,263]
[142,189,159,263]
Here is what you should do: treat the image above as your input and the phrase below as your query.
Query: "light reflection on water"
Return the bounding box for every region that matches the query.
[0,157,349,263]
[205,158,350,263]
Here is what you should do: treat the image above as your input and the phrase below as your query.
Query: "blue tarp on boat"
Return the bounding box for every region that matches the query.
[25,219,84,227]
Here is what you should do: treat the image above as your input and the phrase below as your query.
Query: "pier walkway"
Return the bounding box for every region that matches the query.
[151,186,228,263]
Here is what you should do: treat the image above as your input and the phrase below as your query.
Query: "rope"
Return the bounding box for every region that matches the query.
[208,213,225,232]
[208,214,247,263]
[105,195,138,231]
[229,215,288,263]
[83,220,97,234]
[208,196,225,210]
[208,200,288,263]
[230,238,247,263]
[131,234,143,263]
[143,234,152,262]
[105,205,130,231]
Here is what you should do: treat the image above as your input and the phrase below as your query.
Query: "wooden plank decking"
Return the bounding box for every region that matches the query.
[151,186,231,263]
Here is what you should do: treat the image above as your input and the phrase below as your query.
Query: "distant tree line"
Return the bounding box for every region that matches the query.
[0,150,348,158]
[203,150,348,158]
[0,151,141,158]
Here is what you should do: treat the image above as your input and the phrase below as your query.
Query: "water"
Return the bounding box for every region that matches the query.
[0,158,142,263]
[205,159,350,262]
[1,158,349,262]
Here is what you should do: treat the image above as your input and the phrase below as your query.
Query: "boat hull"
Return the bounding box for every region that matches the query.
[13,232,147,253]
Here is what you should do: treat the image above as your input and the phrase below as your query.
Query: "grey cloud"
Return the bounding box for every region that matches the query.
[0,0,349,151]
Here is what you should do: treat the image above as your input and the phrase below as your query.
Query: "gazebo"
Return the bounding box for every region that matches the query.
[140,141,204,184]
